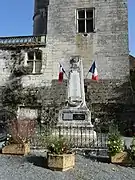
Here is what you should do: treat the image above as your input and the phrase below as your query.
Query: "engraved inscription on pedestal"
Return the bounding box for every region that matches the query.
[62,112,86,121]
[73,114,85,120]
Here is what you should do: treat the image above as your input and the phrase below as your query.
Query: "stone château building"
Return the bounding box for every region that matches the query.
[0,0,133,129]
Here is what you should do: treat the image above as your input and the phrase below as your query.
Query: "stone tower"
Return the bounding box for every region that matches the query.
[45,0,129,80]
[33,0,49,35]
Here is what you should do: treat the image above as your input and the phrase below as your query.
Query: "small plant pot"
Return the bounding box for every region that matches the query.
[2,143,30,155]
[47,153,75,171]
[110,152,129,164]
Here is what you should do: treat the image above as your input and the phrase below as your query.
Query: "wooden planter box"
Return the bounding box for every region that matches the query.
[2,143,30,155]
[111,152,129,164]
[47,153,75,171]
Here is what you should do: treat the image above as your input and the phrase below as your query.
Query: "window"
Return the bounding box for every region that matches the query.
[77,8,95,33]
[26,50,42,74]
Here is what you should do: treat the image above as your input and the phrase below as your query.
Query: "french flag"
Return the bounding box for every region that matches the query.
[89,61,98,81]
[58,64,65,83]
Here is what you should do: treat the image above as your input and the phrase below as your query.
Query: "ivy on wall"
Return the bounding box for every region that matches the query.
[10,50,31,77]
[2,50,39,113]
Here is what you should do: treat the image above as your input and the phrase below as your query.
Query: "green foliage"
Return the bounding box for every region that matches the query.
[107,131,124,156]
[10,50,30,77]
[47,136,72,155]
[2,79,22,110]
[13,65,30,77]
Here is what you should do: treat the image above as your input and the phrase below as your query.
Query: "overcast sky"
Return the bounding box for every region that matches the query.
[0,0,134,56]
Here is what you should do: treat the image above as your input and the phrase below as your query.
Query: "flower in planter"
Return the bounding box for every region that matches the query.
[47,137,75,171]
[107,131,124,156]
[47,136,72,155]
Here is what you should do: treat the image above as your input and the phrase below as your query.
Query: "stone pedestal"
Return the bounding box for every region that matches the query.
[57,107,96,146]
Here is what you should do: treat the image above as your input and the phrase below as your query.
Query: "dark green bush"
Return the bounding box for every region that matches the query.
[107,131,124,156]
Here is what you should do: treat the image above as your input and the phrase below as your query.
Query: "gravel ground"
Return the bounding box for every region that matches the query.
[0,150,135,180]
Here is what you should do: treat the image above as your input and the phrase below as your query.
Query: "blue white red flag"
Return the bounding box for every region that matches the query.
[89,61,98,81]
[58,64,65,83]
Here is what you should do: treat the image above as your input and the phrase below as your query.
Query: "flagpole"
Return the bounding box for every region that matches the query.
[64,72,68,79]
[85,71,89,79]
[58,62,68,79]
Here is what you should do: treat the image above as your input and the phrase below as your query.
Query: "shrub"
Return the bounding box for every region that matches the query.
[7,118,36,144]
[47,136,72,155]
[107,131,124,156]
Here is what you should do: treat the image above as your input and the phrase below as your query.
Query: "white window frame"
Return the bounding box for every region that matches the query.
[24,50,42,74]
[76,8,95,33]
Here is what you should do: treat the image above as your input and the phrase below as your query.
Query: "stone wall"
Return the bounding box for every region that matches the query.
[0,50,11,86]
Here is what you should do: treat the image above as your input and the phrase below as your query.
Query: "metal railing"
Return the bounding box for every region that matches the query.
[0,35,46,49]
[30,124,108,149]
